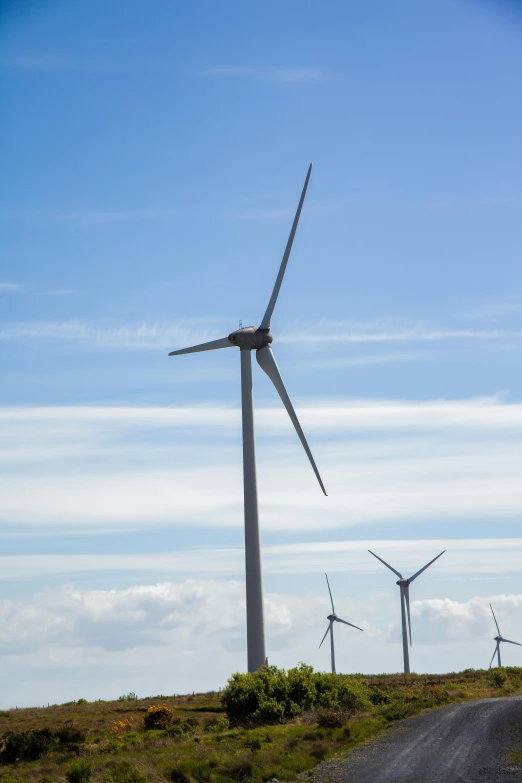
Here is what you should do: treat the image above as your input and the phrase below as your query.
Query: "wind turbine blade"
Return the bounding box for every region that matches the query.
[489,603,501,636]
[501,638,522,647]
[404,583,412,646]
[256,345,326,495]
[168,337,232,356]
[368,550,403,579]
[325,573,335,613]
[407,550,445,583]
[259,164,312,330]
[319,622,331,649]
[489,642,499,668]
[335,617,364,631]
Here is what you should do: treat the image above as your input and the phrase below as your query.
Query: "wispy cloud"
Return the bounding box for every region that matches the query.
[462,296,522,323]
[1,398,521,532]
[1,318,520,351]
[294,352,428,369]
[0,282,21,293]
[1,539,522,580]
[205,65,325,83]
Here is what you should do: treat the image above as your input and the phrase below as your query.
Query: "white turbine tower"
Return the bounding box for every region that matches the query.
[169,165,326,673]
[319,573,363,674]
[368,549,445,674]
[488,603,522,668]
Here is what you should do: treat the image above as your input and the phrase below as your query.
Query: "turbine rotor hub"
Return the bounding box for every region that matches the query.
[327,613,336,621]
[396,579,408,586]
[495,635,502,642]
[228,326,273,349]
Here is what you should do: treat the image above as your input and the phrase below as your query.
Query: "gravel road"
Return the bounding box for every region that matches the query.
[310,696,522,783]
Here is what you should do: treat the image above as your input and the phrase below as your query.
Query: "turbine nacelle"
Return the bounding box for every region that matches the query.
[494,635,503,643]
[227,326,273,350]
[396,578,408,587]
[327,613,337,622]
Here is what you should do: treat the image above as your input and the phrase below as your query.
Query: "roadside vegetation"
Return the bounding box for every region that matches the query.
[1,665,521,783]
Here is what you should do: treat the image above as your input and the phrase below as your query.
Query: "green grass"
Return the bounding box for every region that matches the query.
[1,669,521,783]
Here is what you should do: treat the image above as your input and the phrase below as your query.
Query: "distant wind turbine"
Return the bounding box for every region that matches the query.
[489,603,522,668]
[368,549,445,674]
[169,165,326,673]
[319,573,363,674]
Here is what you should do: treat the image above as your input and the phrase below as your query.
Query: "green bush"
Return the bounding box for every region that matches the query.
[143,705,173,730]
[244,737,262,751]
[488,668,508,688]
[103,763,147,783]
[0,775,26,783]
[55,726,87,746]
[170,770,190,783]
[222,759,253,781]
[316,709,347,728]
[204,717,230,733]
[1,729,54,763]
[65,759,93,783]
[222,665,370,726]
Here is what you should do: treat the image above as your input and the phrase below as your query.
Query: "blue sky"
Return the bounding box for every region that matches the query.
[1,0,521,706]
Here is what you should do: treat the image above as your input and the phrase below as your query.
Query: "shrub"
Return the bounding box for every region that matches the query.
[1,776,26,783]
[222,759,253,781]
[55,726,87,746]
[244,737,262,752]
[118,693,138,702]
[76,699,88,706]
[2,729,54,762]
[143,705,173,730]
[170,770,190,783]
[368,689,390,706]
[103,763,147,783]
[316,710,347,729]
[309,743,327,761]
[222,665,371,726]
[66,760,93,783]
[488,668,508,688]
[165,717,199,738]
[204,717,230,733]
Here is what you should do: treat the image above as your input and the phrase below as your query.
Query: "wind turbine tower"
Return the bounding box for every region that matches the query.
[489,603,522,668]
[368,549,445,674]
[169,166,326,673]
[319,573,363,673]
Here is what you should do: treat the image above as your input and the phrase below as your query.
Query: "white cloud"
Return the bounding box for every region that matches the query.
[1,318,520,351]
[0,282,21,292]
[1,578,520,707]
[411,594,522,646]
[0,398,521,532]
[1,538,522,581]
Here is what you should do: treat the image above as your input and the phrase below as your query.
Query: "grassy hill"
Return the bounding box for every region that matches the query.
[0,668,520,783]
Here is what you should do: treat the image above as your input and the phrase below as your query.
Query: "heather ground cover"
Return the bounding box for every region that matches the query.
[1,667,520,783]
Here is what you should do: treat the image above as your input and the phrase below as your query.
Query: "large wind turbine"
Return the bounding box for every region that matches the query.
[319,574,363,674]
[368,549,445,674]
[488,603,522,668]
[169,165,326,673]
